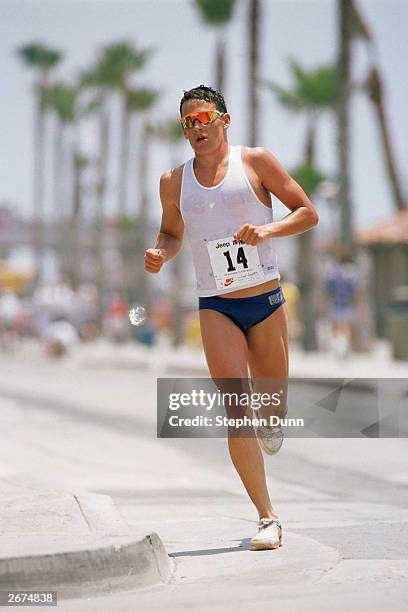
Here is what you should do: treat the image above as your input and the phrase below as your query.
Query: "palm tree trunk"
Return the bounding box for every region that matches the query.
[215,31,226,92]
[56,122,72,283]
[124,119,150,304]
[69,143,82,289]
[248,0,260,147]
[118,98,130,217]
[33,83,46,281]
[136,120,150,305]
[297,119,318,351]
[367,67,406,211]
[52,116,64,221]
[337,0,354,252]
[93,97,109,313]
[96,96,109,220]
[169,147,184,347]
[52,117,66,283]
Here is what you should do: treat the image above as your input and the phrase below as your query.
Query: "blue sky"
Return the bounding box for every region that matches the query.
[1,0,407,230]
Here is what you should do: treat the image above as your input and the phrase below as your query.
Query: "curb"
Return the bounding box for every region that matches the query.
[0,532,174,599]
[79,354,382,392]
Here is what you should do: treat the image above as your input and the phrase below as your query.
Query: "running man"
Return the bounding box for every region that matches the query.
[144,85,319,550]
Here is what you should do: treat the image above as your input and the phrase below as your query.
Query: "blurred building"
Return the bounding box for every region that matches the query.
[357,210,408,338]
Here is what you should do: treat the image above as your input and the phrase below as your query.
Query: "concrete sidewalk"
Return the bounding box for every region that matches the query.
[0,478,173,598]
[63,481,408,611]
[0,357,407,609]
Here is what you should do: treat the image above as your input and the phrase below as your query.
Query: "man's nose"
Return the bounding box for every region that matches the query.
[192,120,203,128]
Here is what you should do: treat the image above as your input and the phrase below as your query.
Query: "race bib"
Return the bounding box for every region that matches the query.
[206,236,265,290]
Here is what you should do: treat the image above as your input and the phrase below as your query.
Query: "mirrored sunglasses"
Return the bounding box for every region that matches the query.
[179,110,223,129]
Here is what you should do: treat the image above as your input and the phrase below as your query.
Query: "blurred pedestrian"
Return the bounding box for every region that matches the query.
[43,317,80,358]
[323,248,362,358]
[103,294,129,343]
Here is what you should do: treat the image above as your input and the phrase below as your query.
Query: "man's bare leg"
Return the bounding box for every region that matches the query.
[247,303,289,432]
[199,309,277,520]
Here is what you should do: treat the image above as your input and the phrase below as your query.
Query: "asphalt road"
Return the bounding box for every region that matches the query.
[0,356,407,611]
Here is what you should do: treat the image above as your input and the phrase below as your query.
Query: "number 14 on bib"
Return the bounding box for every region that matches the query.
[206,236,265,290]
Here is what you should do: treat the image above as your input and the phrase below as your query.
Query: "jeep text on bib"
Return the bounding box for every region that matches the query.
[206,236,265,291]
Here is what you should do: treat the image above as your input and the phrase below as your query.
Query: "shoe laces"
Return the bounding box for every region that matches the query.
[258,517,282,531]
[259,425,282,438]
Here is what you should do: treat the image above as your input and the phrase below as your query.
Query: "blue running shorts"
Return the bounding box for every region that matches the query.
[199,286,286,335]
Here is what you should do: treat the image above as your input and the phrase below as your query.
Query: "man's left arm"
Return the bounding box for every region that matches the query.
[234,148,319,245]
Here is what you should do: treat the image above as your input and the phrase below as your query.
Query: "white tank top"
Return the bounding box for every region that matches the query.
[180,145,280,297]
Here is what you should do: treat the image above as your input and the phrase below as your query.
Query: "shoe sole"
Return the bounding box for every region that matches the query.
[250,532,283,551]
[250,540,283,550]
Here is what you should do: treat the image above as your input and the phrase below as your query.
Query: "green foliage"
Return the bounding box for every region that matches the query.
[261,60,338,111]
[74,152,89,171]
[126,87,158,112]
[290,163,326,197]
[194,0,237,25]
[17,42,63,72]
[40,82,78,122]
[84,94,103,115]
[81,41,151,90]
[259,78,303,111]
[290,60,338,108]
[117,215,140,233]
[149,118,184,143]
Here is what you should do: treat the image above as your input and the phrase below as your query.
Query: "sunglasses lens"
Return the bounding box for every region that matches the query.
[179,117,189,128]
[180,111,220,128]
[199,111,217,124]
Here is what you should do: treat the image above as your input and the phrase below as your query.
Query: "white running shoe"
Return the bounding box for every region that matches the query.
[250,517,283,550]
[256,424,284,455]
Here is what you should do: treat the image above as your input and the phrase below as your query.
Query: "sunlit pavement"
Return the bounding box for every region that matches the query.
[0,355,407,611]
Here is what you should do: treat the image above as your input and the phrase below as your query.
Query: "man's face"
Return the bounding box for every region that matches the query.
[180,99,230,154]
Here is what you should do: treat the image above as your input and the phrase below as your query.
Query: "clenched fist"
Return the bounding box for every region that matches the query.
[144,248,167,273]
[233,224,269,246]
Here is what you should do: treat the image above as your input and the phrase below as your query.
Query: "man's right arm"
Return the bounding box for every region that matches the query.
[144,168,184,274]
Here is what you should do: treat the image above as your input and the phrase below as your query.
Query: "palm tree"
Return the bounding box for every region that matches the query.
[104,43,151,217]
[291,162,326,351]
[81,41,150,220]
[194,0,237,92]
[40,82,77,220]
[348,0,406,212]
[364,67,406,211]
[120,88,158,303]
[336,0,406,245]
[115,48,151,218]
[81,42,150,304]
[150,118,186,346]
[40,82,91,287]
[336,0,354,252]
[262,60,335,350]
[249,0,260,146]
[16,42,63,278]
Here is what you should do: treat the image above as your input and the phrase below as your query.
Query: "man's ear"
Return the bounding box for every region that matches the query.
[223,113,231,129]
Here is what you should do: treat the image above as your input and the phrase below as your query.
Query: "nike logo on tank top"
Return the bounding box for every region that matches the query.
[180,145,280,297]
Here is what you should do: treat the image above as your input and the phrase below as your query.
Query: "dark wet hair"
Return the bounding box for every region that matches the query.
[179,84,228,115]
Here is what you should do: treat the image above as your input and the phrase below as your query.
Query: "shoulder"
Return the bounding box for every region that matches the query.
[160,163,185,189]
[240,146,286,174]
[160,163,185,206]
